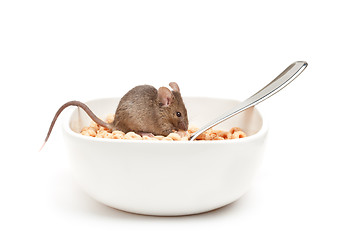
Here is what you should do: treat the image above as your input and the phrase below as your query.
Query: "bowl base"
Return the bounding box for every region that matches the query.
[101,199,240,217]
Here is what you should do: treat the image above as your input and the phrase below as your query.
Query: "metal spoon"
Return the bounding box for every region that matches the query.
[189,61,308,141]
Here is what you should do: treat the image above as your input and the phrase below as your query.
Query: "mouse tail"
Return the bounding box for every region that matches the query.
[40,100,112,151]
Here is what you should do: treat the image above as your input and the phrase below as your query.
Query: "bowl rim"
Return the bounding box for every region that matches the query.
[62,96,268,144]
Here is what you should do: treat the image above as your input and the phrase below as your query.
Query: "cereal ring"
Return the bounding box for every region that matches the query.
[90,121,100,130]
[86,129,96,137]
[229,127,242,134]
[112,132,124,139]
[188,126,199,134]
[162,137,174,141]
[105,133,113,138]
[231,131,247,139]
[167,132,181,141]
[112,130,125,136]
[95,132,107,138]
[218,131,231,139]
[106,114,115,123]
[213,137,225,140]
[81,131,91,136]
[195,133,207,140]
[154,135,165,140]
[142,136,154,140]
[124,132,142,140]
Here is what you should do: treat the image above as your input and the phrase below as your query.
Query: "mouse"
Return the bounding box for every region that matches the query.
[41,82,189,150]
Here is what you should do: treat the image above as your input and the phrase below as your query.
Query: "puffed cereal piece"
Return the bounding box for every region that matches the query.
[218,131,232,139]
[206,128,216,133]
[81,127,97,136]
[81,130,93,137]
[200,128,215,140]
[162,137,174,141]
[96,130,108,138]
[167,132,181,141]
[195,133,207,140]
[213,136,225,140]
[188,126,199,134]
[112,131,125,139]
[231,130,247,139]
[90,121,100,130]
[207,132,218,140]
[112,130,125,136]
[124,132,142,140]
[143,136,158,140]
[105,133,113,139]
[211,129,223,134]
[112,134,124,139]
[154,135,165,140]
[106,113,115,123]
[229,127,242,134]
[87,129,97,137]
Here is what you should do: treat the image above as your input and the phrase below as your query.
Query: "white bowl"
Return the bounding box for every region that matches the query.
[63,97,268,216]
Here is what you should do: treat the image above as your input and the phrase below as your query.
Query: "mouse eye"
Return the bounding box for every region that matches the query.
[176,112,182,117]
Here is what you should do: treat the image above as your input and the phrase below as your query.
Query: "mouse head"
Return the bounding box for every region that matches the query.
[157,82,189,132]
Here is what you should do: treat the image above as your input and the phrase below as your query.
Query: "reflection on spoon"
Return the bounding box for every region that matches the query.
[189,61,308,141]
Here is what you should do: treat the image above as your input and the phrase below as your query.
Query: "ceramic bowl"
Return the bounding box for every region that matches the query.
[62,97,268,216]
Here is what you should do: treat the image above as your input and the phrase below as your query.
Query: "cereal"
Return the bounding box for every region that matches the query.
[229,127,241,134]
[188,126,199,134]
[218,131,232,139]
[213,136,225,140]
[162,137,174,141]
[153,135,165,140]
[194,132,207,140]
[105,113,115,124]
[112,130,125,135]
[96,130,112,138]
[142,136,154,140]
[231,130,246,139]
[81,130,92,137]
[124,132,142,140]
[167,132,182,141]
[112,131,125,139]
[90,121,100,131]
[80,114,247,141]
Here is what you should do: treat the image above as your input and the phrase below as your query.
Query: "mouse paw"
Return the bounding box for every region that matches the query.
[137,132,155,138]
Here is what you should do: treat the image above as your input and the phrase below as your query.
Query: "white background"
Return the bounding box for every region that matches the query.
[1,0,359,239]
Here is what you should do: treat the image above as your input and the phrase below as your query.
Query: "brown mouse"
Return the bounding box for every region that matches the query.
[41,82,188,149]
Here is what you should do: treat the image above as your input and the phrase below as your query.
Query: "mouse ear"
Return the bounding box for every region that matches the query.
[158,87,173,107]
[169,82,180,92]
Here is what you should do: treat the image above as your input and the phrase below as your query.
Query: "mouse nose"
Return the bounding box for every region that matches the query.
[178,122,188,131]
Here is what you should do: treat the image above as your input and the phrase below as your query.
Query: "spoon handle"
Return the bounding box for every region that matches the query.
[189,61,308,141]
